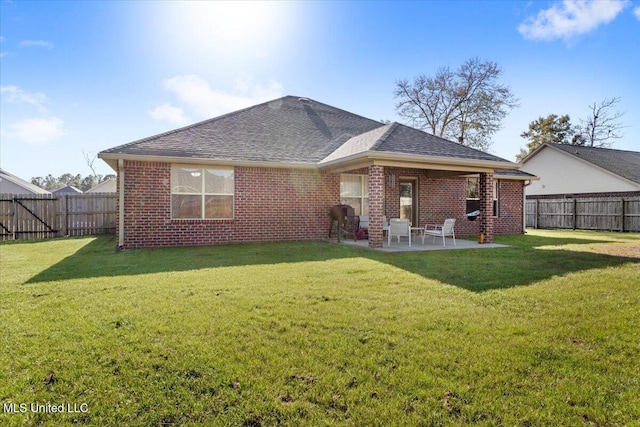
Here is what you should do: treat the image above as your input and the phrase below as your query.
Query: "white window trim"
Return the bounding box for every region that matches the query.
[171,165,234,220]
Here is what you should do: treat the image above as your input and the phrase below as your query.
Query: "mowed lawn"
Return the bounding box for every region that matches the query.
[1,230,639,426]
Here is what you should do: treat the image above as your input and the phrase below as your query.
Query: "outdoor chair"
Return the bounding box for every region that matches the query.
[358,215,369,231]
[382,215,389,235]
[422,218,456,246]
[388,218,411,247]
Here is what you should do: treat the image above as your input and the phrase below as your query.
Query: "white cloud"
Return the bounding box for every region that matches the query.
[159,74,284,119]
[19,40,54,49]
[634,6,640,20]
[518,0,629,41]
[9,117,66,146]
[1,85,48,112]
[148,103,191,126]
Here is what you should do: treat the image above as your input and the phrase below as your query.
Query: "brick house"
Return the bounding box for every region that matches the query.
[99,96,534,249]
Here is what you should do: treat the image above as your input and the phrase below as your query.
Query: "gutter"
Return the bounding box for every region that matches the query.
[319,150,520,172]
[99,150,519,174]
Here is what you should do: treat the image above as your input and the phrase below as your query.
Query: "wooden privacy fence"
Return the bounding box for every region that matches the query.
[526,197,640,232]
[0,193,117,241]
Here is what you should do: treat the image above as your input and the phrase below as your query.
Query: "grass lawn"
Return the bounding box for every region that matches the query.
[1,230,639,426]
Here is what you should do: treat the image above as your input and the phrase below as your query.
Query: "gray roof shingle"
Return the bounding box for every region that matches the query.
[102,96,384,164]
[102,95,515,167]
[374,123,510,162]
[550,143,640,184]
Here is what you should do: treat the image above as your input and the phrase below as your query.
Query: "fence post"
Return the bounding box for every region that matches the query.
[535,199,539,229]
[60,194,68,237]
[572,198,577,230]
[12,197,17,240]
[620,198,625,232]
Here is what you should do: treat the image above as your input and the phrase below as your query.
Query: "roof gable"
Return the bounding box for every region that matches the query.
[375,123,509,162]
[53,185,83,194]
[321,122,513,165]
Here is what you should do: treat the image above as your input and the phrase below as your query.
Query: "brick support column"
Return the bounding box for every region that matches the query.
[479,172,494,243]
[368,165,385,249]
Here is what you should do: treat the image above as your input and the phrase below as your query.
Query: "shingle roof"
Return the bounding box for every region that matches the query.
[494,169,537,178]
[320,123,395,163]
[101,96,383,164]
[53,185,83,194]
[549,144,640,184]
[321,122,513,164]
[374,123,510,162]
[101,95,515,168]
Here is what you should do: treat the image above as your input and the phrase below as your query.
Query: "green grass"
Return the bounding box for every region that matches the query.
[1,230,639,426]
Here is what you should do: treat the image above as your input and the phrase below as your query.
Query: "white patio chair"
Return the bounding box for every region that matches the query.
[358,215,369,231]
[422,218,456,246]
[388,218,411,247]
[382,215,389,235]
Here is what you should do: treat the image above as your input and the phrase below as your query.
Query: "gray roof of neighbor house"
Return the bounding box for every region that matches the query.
[53,185,83,194]
[545,143,640,185]
[100,95,517,169]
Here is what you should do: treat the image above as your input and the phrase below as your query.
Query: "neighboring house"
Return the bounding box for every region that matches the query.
[99,96,534,249]
[520,143,640,199]
[86,178,117,193]
[53,185,83,194]
[0,168,50,194]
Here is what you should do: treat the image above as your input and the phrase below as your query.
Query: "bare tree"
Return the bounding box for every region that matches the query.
[394,57,519,151]
[83,150,99,178]
[575,97,625,147]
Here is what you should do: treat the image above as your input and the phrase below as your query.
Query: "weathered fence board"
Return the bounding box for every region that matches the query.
[0,193,117,241]
[526,197,640,232]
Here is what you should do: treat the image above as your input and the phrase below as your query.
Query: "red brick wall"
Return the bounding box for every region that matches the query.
[494,180,524,234]
[376,167,524,237]
[479,172,494,243]
[117,161,524,248]
[367,165,385,248]
[119,161,339,249]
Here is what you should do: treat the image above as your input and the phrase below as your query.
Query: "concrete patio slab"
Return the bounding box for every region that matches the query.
[331,236,508,252]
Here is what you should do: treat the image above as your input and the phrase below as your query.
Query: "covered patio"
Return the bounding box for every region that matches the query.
[319,122,531,250]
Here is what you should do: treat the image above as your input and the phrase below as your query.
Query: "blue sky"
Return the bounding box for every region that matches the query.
[1,0,639,181]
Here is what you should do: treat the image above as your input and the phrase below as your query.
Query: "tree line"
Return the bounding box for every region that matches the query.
[393,57,626,161]
[31,173,116,192]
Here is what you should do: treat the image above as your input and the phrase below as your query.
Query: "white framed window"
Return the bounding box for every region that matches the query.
[466,177,498,217]
[171,166,234,219]
[340,174,369,216]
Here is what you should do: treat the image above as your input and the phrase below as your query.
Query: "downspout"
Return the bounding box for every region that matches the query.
[523,180,532,234]
[118,159,125,249]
